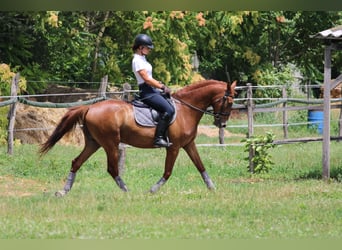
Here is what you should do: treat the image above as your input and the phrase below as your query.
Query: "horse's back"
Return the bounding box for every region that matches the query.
[88,99,131,112]
[85,99,133,127]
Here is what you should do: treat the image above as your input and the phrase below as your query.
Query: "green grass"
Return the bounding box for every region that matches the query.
[0,141,342,239]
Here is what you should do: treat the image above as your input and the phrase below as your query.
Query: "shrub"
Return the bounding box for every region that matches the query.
[241,131,278,174]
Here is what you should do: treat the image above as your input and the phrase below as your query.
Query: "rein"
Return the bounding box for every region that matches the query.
[173,95,232,118]
[173,97,216,116]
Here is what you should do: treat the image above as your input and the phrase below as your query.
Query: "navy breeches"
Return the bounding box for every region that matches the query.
[139,83,175,117]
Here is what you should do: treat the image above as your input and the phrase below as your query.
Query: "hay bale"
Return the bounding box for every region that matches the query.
[14,103,83,146]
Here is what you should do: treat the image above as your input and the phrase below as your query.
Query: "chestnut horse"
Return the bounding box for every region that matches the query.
[40,79,237,196]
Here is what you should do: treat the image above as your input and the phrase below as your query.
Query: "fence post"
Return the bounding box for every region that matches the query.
[282,86,288,139]
[7,73,20,155]
[339,100,342,141]
[246,83,254,173]
[219,127,224,144]
[322,44,332,180]
[98,75,108,99]
[122,82,131,101]
[338,80,342,141]
[118,82,131,175]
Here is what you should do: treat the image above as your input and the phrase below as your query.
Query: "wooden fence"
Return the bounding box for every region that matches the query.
[2,75,342,178]
[235,83,342,174]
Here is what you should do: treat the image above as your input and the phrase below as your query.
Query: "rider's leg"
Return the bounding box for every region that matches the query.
[153,112,172,147]
[139,84,175,147]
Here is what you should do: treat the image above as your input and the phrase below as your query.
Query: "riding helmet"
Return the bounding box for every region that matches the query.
[133,34,154,50]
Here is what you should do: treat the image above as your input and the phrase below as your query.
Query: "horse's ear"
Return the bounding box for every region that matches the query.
[231,80,237,89]
[229,80,237,96]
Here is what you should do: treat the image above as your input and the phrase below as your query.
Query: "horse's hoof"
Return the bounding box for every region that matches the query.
[149,185,160,194]
[205,179,216,191]
[55,190,67,197]
[206,181,216,191]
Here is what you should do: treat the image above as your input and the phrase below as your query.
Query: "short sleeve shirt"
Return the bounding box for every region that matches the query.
[132,53,152,84]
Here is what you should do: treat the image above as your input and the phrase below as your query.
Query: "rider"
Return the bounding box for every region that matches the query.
[132,33,175,148]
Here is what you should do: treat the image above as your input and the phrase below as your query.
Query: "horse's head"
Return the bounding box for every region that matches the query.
[212,80,237,128]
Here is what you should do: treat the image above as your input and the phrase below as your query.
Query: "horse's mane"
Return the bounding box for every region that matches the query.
[173,79,225,98]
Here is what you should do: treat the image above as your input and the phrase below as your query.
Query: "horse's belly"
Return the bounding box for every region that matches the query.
[120,127,156,148]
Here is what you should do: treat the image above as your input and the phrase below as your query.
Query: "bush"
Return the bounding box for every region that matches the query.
[0,107,9,145]
[241,132,278,174]
[0,63,27,95]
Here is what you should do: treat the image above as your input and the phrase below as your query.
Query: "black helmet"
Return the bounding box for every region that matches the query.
[133,34,154,50]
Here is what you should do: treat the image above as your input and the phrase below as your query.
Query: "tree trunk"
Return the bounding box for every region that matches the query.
[92,11,110,81]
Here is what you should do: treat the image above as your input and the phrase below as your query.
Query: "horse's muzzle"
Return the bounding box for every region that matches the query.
[213,119,226,128]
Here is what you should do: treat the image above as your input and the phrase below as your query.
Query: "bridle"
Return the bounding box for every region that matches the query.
[213,88,234,119]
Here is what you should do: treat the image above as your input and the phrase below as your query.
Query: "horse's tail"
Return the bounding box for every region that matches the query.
[39,105,89,155]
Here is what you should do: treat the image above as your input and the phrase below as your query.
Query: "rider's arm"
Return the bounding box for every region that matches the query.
[137,69,164,89]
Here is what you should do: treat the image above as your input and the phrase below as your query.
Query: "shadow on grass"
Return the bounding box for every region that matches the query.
[297,166,342,182]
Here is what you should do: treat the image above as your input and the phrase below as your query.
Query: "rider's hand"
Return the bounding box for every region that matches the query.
[161,84,171,96]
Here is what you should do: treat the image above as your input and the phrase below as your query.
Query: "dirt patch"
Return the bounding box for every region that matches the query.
[197,126,243,137]
[0,175,47,197]
[197,126,234,137]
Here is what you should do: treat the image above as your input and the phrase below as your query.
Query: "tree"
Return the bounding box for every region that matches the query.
[0,11,341,94]
[193,11,341,87]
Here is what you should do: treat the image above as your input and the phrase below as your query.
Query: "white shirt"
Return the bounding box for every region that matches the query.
[132,53,152,84]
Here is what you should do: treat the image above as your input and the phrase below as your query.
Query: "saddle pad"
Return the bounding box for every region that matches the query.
[133,99,176,127]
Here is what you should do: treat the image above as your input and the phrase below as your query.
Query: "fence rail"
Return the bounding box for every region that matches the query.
[2,76,342,178]
[3,78,342,142]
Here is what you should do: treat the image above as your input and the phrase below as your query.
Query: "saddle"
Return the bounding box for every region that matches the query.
[132,98,176,127]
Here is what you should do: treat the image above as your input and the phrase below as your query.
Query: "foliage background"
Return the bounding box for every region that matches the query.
[0,11,341,94]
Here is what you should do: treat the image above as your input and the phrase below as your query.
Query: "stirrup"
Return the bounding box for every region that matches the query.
[154,137,173,148]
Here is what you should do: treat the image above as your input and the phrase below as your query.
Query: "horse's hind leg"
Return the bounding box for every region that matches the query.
[55,139,100,197]
[183,141,215,190]
[103,143,128,192]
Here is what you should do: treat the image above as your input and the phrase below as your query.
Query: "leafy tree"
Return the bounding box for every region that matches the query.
[194,11,341,86]
[0,63,26,96]
[1,11,341,95]
[0,12,35,67]
[33,12,96,85]
[275,11,341,84]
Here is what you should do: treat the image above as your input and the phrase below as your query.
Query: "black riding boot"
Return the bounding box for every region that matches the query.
[154,113,172,148]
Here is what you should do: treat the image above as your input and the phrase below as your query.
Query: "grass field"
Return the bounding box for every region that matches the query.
[1,131,342,239]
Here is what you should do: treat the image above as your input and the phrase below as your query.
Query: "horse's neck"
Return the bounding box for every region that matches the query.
[175,87,215,125]
[177,88,213,110]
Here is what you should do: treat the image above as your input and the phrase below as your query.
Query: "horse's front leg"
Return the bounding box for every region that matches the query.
[150,148,179,193]
[183,141,215,190]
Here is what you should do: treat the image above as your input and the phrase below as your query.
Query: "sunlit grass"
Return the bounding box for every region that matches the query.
[1,141,342,239]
